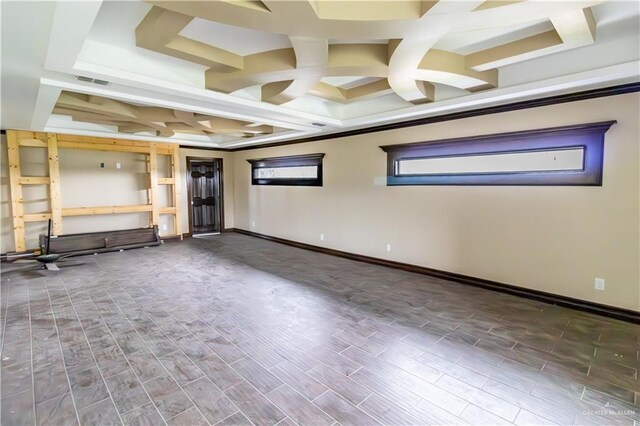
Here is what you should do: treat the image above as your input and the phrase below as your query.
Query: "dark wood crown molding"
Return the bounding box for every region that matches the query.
[179,82,639,153]
[179,145,229,152]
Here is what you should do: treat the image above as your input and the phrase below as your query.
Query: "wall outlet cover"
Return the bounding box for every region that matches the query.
[595,278,605,291]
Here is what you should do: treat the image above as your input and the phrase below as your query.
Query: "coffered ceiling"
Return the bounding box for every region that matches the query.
[54,91,285,139]
[1,1,639,149]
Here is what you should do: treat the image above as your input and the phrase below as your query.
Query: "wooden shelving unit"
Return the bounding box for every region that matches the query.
[6,130,183,251]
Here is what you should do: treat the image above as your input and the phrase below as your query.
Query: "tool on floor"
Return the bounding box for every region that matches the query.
[2,219,81,272]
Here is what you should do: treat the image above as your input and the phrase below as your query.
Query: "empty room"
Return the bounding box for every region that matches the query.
[1,1,638,425]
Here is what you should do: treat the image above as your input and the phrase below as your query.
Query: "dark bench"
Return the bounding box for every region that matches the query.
[39,226,161,257]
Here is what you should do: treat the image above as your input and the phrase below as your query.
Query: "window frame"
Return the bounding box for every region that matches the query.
[379,121,616,186]
[247,153,325,186]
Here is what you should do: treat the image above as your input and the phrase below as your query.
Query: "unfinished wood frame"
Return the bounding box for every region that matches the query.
[6,130,183,252]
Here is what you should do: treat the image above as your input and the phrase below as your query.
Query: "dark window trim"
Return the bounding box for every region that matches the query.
[380,121,616,186]
[247,153,325,186]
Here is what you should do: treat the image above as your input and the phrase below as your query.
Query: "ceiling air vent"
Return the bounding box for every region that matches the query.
[76,76,111,86]
[311,122,326,127]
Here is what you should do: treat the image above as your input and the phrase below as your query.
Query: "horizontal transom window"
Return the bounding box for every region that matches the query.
[380,121,615,186]
[397,148,585,176]
[255,166,319,180]
[247,153,325,186]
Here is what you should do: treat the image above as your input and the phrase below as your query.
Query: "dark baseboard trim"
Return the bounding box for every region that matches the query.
[230,228,640,324]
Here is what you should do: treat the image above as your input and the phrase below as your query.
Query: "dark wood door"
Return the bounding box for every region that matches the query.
[187,159,223,235]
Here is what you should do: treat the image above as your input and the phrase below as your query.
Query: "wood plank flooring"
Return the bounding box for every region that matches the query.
[1,233,638,425]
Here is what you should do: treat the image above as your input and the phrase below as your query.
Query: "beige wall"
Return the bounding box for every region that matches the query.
[1,93,637,311]
[0,138,233,253]
[232,93,640,311]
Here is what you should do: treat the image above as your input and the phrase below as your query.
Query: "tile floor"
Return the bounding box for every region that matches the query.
[1,233,638,425]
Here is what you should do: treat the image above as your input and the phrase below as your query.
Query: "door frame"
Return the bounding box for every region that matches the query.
[185,156,225,236]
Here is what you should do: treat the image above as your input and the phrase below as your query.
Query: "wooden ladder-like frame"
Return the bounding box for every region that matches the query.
[6,130,183,252]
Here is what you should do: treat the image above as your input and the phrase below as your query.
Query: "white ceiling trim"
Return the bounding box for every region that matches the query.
[71,53,342,126]
[39,60,639,149]
[179,18,292,56]
[45,1,103,72]
[343,60,640,129]
[30,84,62,130]
[44,114,312,149]
[40,75,323,132]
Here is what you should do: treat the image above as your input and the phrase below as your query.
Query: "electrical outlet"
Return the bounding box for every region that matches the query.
[386,243,392,252]
[116,162,121,169]
[595,278,605,291]
[100,162,105,168]
[320,233,324,241]
[251,221,256,228]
